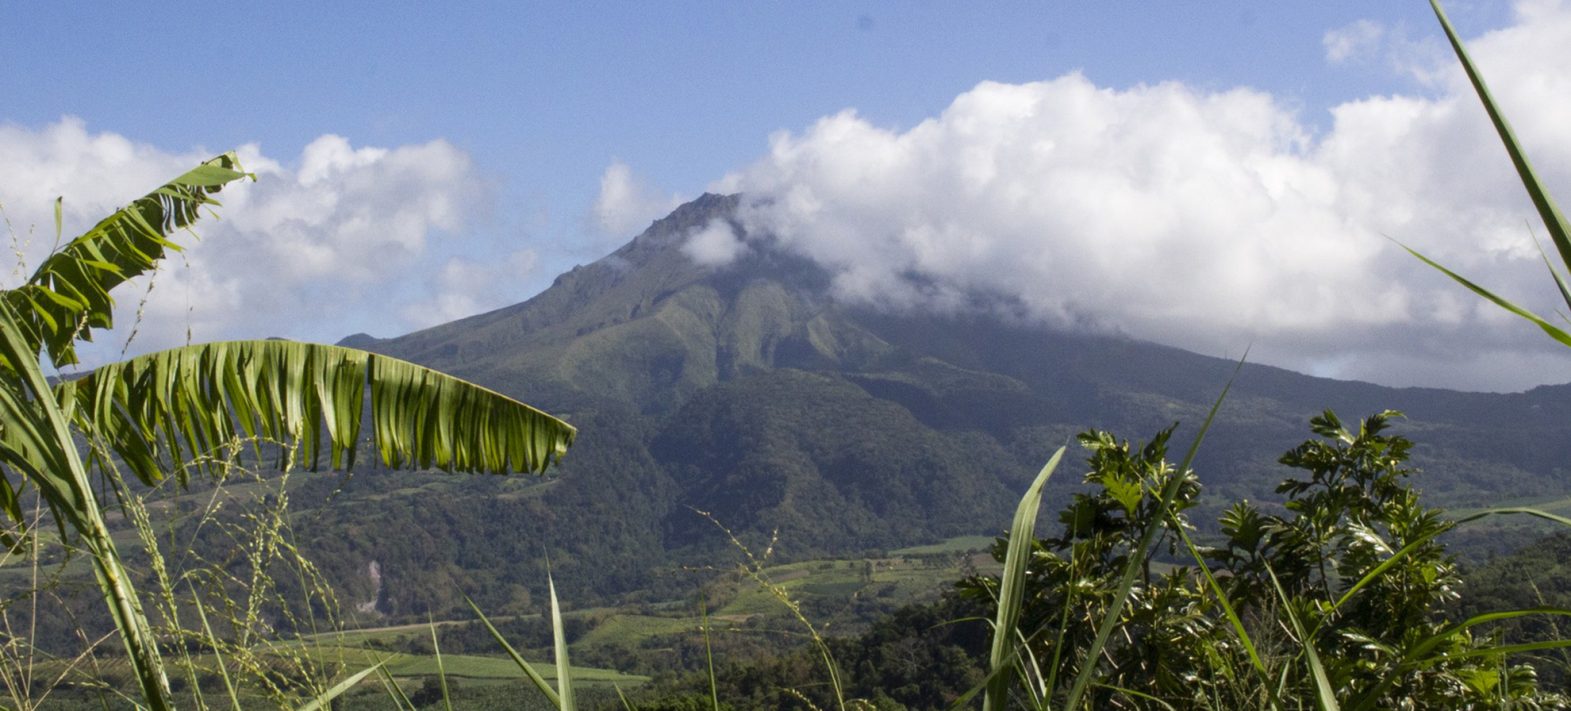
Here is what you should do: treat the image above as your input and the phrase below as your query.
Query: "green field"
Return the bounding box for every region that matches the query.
[11,520,996,705]
[890,534,997,556]
[302,646,647,685]
[268,542,995,695]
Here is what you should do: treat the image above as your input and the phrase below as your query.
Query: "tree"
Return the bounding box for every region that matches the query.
[0,153,578,708]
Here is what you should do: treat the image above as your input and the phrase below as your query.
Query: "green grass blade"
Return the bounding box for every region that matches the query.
[1454,506,1571,529]
[983,446,1066,711]
[550,573,576,711]
[1430,0,1571,272]
[1042,582,1075,699]
[1176,348,1245,471]
[1453,638,1571,658]
[296,661,385,711]
[189,584,241,711]
[1330,523,1458,616]
[701,600,720,711]
[1532,230,1571,314]
[1265,563,1339,711]
[1011,625,1047,708]
[1158,356,1250,646]
[1064,356,1242,709]
[1399,242,1571,348]
[1427,607,1571,648]
[372,661,417,710]
[464,595,560,706]
[1349,606,1571,711]
[1338,508,1571,710]
[614,683,636,711]
[431,617,453,711]
[1171,523,1266,676]
[1095,682,1178,710]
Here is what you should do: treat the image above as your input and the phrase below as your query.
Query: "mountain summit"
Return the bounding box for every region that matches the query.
[358,193,887,414]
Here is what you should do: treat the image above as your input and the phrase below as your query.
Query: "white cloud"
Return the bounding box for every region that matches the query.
[0,118,492,363]
[401,249,540,328]
[681,219,749,267]
[591,160,682,239]
[1324,19,1386,63]
[228,134,479,283]
[717,2,1571,391]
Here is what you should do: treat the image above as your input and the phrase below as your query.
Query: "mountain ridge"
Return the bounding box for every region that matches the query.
[299,192,1571,615]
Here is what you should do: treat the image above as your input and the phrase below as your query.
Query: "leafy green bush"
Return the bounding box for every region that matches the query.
[961,412,1568,709]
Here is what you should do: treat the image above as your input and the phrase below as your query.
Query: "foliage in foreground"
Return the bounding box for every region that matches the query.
[958,411,1566,709]
[0,154,577,709]
[1407,0,1571,351]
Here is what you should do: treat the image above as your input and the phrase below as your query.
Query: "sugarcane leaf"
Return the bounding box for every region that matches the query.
[983,446,1064,711]
[465,595,561,706]
[1399,242,1571,348]
[550,573,576,711]
[1430,0,1571,273]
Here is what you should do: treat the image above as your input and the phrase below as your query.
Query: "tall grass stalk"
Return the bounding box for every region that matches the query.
[614,683,636,710]
[44,432,387,707]
[700,599,720,711]
[189,583,243,710]
[431,617,454,711]
[149,444,353,707]
[0,500,92,710]
[699,511,861,710]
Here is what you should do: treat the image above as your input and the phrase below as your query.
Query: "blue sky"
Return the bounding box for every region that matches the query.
[3,1,1569,391]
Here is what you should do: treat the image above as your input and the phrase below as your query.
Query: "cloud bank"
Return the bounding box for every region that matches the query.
[0,118,527,365]
[715,2,1571,391]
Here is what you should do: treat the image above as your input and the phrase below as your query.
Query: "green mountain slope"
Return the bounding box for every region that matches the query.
[305,193,1571,617]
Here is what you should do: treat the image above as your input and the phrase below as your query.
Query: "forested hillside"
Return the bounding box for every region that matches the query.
[277,193,1571,619]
